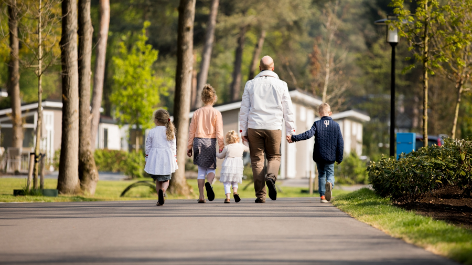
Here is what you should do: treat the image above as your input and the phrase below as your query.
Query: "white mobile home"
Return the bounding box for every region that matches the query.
[0,101,124,170]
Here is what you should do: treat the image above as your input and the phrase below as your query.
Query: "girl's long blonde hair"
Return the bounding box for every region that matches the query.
[154,109,175,141]
[225,130,240,144]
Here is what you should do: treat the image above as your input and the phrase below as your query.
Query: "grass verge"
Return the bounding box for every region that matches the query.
[332,188,472,265]
[0,177,349,203]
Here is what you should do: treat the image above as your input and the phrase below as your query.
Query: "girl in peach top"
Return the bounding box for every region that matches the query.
[187,84,224,203]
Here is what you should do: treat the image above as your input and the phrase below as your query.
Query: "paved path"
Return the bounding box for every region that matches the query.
[0,198,458,265]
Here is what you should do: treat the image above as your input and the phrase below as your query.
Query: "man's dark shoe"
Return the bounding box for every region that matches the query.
[255,198,265,203]
[205,182,215,201]
[265,175,277,200]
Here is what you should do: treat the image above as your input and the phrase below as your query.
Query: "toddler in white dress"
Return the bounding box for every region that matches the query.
[144,109,178,206]
[216,130,249,203]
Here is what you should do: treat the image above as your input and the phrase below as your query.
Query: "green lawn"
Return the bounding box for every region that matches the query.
[332,188,472,265]
[0,177,349,202]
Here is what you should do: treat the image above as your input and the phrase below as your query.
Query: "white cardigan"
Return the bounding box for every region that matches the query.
[239,70,296,137]
[144,126,178,175]
[216,142,249,159]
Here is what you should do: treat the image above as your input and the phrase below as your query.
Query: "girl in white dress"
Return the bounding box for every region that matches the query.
[144,109,178,206]
[216,130,249,203]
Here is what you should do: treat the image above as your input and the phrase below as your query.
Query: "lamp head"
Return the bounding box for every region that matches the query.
[374,15,399,44]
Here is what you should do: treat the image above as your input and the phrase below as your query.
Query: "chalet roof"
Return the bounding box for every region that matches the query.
[0,100,63,116]
[330,110,371,122]
[0,100,104,116]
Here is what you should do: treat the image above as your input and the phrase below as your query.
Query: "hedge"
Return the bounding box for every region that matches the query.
[368,138,471,201]
[94,149,145,179]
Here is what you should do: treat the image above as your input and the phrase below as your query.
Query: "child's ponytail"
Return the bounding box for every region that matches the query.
[154,109,175,141]
[165,120,175,141]
[201,84,217,105]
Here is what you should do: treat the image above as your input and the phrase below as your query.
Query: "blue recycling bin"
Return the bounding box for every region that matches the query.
[396,133,416,159]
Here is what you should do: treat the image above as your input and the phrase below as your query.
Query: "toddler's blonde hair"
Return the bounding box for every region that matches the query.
[154,109,175,141]
[318,103,331,115]
[201,84,217,105]
[225,130,240,144]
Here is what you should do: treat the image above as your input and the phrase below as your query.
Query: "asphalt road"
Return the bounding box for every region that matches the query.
[0,198,458,265]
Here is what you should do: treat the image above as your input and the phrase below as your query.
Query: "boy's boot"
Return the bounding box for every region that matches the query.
[325,182,333,201]
[265,173,277,200]
[205,182,215,201]
[320,195,328,203]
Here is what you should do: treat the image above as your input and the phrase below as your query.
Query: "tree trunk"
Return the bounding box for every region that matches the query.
[57,0,80,194]
[103,58,112,116]
[322,50,331,104]
[412,95,419,129]
[451,79,464,139]
[195,0,219,108]
[33,0,43,189]
[422,1,429,147]
[322,23,335,103]
[170,0,195,196]
[90,0,110,151]
[191,53,197,109]
[7,0,23,152]
[248,29,266,80]
[135,127,141,152]
[78,0,99,195]
[230,24,249,102]
[321,1,338,104]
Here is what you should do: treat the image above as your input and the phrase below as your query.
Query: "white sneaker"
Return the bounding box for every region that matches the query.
[325,182,333,201]
[320,196,328,203]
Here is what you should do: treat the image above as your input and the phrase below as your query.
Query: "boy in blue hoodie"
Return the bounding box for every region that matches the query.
[287,103,344,203]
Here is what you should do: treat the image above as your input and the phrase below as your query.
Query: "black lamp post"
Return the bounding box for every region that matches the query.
[375,15,399,157]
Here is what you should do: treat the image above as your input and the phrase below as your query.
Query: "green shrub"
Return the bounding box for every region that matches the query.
[336,152,368,185]
[123,151,145,179]
[94,149,129,172]
[94,149,145,179]
[368,138,472,200]
[51,149,151,179]
[185,158,197,172]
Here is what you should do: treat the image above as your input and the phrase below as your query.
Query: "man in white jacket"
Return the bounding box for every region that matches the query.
[239,56,296,203]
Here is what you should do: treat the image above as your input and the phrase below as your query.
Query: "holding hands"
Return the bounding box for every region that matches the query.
[286,135,293,143]
[240,134,294,143]
[188,147,223,157]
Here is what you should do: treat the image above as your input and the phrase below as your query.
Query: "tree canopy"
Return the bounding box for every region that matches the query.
[110,22,166,131]
[1,0,472,159]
